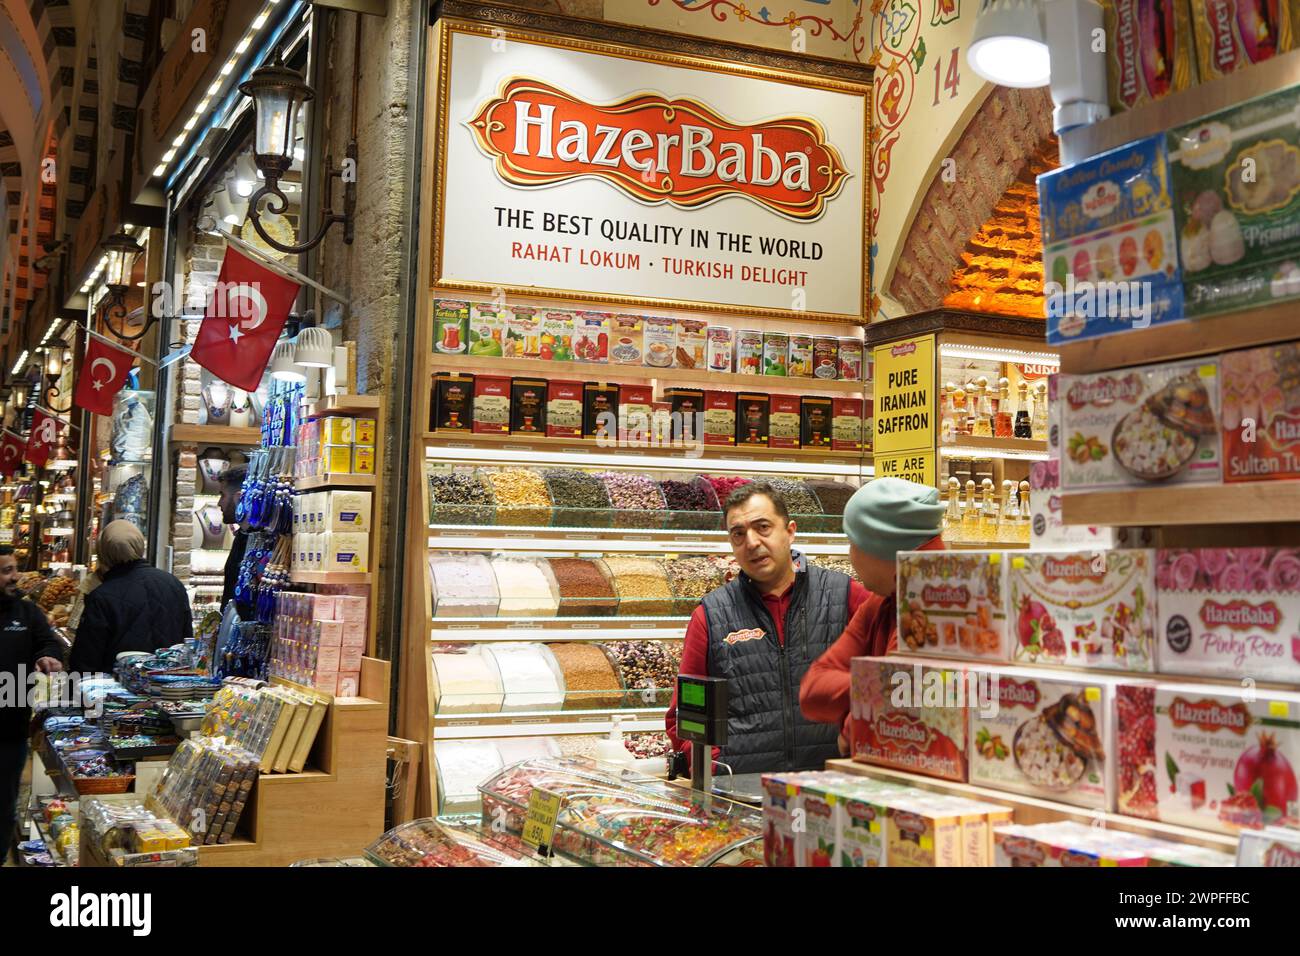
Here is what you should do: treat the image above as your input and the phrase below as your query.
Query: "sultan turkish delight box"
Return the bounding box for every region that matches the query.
[1007,549,1156,671]
[849,656,973,782]
[1169,85,1300,315]
[1037,133,1183,343]
[1058,359,1221,490]
[1115,681,1300,833]
[896,551,1012,661]
[1154,547,1300,683]
[1221,343,1300,482]
[968,665,1119,811]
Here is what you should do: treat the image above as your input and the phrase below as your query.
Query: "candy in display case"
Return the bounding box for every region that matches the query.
[477,757,763,866]
[366,817,542,867]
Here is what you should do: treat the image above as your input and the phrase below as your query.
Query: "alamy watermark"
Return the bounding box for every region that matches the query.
[1044,273,1152,330]
[1,667,113,717]
[890,664,999,719]
[593,410,705,458]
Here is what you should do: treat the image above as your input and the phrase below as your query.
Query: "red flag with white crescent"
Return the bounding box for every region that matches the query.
[74,335,137,416]
[190,245,301,391]
[24,408,62,468]
[0,431,24,477]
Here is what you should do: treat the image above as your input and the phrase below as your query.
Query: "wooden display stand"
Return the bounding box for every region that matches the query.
[195,657,390,867]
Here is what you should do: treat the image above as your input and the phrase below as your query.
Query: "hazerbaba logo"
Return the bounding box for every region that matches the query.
[1113,0,1141,106]
[891,811,927,837]
[804,796,833,819]
[890,342,918,358]
[466,78,850,220]
[1200,599,1282,632]
[1041,556,1108,583]
[1263,842,1300,867]
[1061,850,1101,867]
[1001,836,1046,864]
[921,583,970,607]
[1269,411,1300,448]
[1206,0,1241,73]
[1168,696,1251,735]
[1066,374,1143,409]
[997,677,1041,710]
[874,713,934,751]
[846,801,877,823]
[723,627,766,645]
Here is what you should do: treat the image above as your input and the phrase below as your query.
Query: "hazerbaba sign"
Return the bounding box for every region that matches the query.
[435,25,868,320]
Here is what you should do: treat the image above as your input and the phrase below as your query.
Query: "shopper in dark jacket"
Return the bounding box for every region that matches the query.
[0,545,63,862]
[69,521,193,674]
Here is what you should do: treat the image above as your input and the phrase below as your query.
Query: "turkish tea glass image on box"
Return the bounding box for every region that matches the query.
[1058,358,1221,489]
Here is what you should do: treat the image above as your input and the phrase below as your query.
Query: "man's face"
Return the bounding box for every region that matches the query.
[0,554,19,597]
[849,543,897,595]
[726,493,795,588]
[218,483,240,525]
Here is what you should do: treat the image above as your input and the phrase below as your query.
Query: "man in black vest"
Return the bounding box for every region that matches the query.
[667,481,868,773]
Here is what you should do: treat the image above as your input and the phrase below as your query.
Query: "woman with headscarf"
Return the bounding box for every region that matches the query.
[68,521,194,674]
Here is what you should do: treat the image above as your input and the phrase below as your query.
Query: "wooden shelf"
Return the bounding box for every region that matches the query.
[307,393,382,418]
[289,570,372,585]
[170,424,263,446]
[295,473,377,490]
[1058,299,1300,375]
[948,540,1029,550]
[425,431,870,475]
[826,760,1238,851]
[1059,47,1300,165]
[1061,481,1300,527]
[430,353,872,396]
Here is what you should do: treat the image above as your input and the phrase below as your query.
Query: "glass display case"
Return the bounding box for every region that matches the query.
[365,817,553,867]
[477,756,763,867]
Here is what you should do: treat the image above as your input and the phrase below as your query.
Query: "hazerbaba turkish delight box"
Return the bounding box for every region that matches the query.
[1154,548,1300,683]
[1028,459,1118,550]
[1036,133,1183,343]
[967,665,1119,811]
[849,656,973,782]
[1236,826,1300,866]
[1115,681,1300,833]
[1188,0,1293,82]
[1008,549,1156,671]
[1169,85,1300,315]
[1058,359,1221,490]
[994,822,1150,867]
[1221,343,1300,482]
[1102,0,1198,114]
[896,550,1012,661]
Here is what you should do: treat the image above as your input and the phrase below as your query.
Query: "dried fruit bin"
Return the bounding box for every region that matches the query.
[477,757,764,867]
[764,477,826,533]
[602,640,683,708]
[661,556,726,616]
[435,740,504,814]
[603,556,676,616]
[484,643,566,712]
[543,468,614,529]
[478,467,554,527]
[489,555,560,617]
[545,641,626,710]
[429,552,500,617]
[431,645,505,715]
[657,475,722,532]
[801,479,857,534]
[546,557,619,617]
[599,472,667,530]
[427,467,496,526]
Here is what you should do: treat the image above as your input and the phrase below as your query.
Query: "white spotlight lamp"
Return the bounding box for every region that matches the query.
[966,0,1051,89]
[270,340,306,383]
[293,327,334,369]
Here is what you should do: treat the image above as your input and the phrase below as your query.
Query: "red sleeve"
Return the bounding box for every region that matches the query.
[847,580,870,617]
[799,594,884,729]
[666,605,709,754]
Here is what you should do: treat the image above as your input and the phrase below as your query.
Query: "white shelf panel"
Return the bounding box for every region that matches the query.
[427,534,848,555]
[431,622,687,641]
[434,708,667,739]
[428,525,846,544]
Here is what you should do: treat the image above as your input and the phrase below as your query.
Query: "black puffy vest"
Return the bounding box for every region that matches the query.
[701,554,847,774]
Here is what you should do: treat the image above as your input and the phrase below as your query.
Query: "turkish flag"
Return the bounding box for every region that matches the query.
[0,431,24,477]
[24,409,61,468]
[74,335,137,416]
[190,246,301,391]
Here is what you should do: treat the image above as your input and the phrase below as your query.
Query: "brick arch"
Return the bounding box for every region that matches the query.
[58,30,94,231]
[0,126,20,237]
[886,85,1056,316]
[28,0,76,138]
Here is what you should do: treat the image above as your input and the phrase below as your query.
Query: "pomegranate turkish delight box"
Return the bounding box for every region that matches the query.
[1154,548,1300,683]
[1221,343,1300,482]
[1237,826,1300,866]
[1115,681,1300,833]
[896,551,1012,661]
[1008,549,1156,671]
[849,656,972,782]
[1058,359,1221,490]
[968,665,1119,811]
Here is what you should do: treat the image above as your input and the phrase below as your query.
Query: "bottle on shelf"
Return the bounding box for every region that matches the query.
[1032,381,1049,442]
[979,478,999,541]
[944,476,961,537]
[972,377,993,438]
[940,382,959,444]
[1014,382,1033,439]
[1017,480,1032,543]
[994,377,1013,438]
[951,383,968,437]
[962,479,981,539]
[998,480,1014,541]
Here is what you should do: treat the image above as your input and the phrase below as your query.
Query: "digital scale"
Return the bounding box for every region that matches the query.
[674,674,727,793]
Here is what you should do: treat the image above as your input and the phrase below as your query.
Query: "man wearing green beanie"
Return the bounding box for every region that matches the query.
[800,477,946,751]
